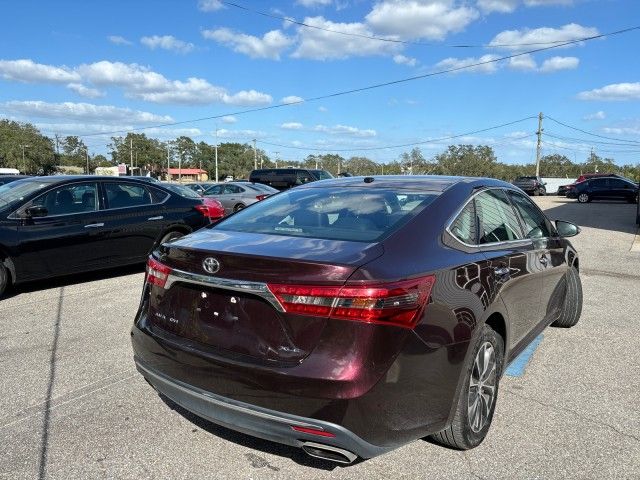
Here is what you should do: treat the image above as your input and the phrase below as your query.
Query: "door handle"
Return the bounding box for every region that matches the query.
[494,267,510,276]
[84,223,104,228]
[147,216,164,221]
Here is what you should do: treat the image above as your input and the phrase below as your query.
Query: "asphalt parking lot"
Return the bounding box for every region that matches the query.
[1,196,639,480]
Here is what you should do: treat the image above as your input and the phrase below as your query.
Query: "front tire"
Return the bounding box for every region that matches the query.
[233,203,246,212]
[577,193,590,203]
[551,266,582,328]
[0,262,9,298]
[430,324,504,450]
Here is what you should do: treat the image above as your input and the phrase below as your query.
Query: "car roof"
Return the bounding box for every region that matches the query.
[296,175,511,192]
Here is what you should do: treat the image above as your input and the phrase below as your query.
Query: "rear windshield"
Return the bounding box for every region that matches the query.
[163,183,201,198]
[310,170,333,180]
[215,187,439,242]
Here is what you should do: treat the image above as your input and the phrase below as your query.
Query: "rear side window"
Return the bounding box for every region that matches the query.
[449,202,477,245]
[508,191,551,239]
[105,183,152,209]
[475,190,522,244]
[216,187,440,242]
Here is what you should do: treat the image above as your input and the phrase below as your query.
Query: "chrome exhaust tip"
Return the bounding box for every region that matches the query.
[301,442,358,464]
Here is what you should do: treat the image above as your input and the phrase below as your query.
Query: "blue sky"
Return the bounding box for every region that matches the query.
[0,0,639,165]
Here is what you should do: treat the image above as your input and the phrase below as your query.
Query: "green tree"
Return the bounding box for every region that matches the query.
[0,120,56,174]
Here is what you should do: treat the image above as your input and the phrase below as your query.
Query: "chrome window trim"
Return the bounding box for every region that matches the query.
[445,186,542,250]
[164,267,285,312]
[8,181,100,220]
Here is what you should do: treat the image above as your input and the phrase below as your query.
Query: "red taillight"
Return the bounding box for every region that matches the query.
[291,426,336,438]
[147,257,172,288]
[196,199,225,219]
[255,194,269,201]
[268,275,435,329]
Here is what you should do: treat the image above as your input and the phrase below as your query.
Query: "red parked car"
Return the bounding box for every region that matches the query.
[132,176,582,463]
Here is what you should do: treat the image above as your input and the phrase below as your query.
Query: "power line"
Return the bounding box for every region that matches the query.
[257,117,536,152]
[546,115,640,145]
[545,131,640,147]
[73,25,639,139]
[219,1,609,49]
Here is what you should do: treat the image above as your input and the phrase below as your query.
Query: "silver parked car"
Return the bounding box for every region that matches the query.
[203,182,278,214]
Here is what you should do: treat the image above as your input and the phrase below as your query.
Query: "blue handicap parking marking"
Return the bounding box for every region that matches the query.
[505,334,543,377]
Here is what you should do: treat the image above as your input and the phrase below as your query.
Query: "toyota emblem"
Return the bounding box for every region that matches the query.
[202,257,220,275]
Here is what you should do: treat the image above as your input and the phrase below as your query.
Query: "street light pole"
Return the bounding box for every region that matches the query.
[85,147,89,174]
[20,144,30,173]
[215,127,219,182]
[166,145,171,182]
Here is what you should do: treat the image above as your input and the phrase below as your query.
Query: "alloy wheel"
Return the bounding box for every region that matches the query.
[468,342,497,433]
[578,193,589,203]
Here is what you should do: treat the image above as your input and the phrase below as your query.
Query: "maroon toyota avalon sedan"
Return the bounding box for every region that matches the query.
[131,176,582,463]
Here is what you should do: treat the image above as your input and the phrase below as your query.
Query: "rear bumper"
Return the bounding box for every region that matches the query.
[135,358,390,459]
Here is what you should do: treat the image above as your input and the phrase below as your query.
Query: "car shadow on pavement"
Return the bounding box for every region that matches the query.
[158,394,349,471]
[542,198,638,235]
[4,264,145,299]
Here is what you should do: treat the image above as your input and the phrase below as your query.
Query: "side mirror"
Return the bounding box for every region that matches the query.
[25,205,48,218]
[555,220,580,238]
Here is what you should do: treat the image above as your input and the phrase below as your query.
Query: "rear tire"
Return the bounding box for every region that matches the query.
[430,324,504,450]
[551,267,582,328]
[0,263,9,298]
[158,230,184,246]
[577,193,590,203]
[533,189,540,196]
[233,203,246,212]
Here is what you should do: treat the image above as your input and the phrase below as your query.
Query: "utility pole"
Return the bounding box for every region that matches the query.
[214,127,219,182]
[274,151,279,168]
[535,112,543,177]
[20,144,30,173]
[130,137,133,172]
[252,139,257,170]
[85,147,89,174]
[260,153,263,169]
[166,145,171,182]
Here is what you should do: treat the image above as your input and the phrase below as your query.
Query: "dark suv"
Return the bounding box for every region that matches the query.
[566,176,639,203]
[248,168,333,191]
[132,175,583,463]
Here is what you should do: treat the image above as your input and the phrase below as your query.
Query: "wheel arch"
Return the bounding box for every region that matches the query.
[0,246,16,286]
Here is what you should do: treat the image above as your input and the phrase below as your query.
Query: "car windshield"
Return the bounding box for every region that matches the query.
[0,179,51,211]
[215,187,439,242]
[311,170,334,180]
[163,183,201,198]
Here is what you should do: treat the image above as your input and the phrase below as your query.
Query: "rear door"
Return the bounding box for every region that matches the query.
[98,181,169,263]
[15,181,106,278]
[608,178,635,201]
[507,190,567,324]
[474,189,543,349]
[589,178,608,200]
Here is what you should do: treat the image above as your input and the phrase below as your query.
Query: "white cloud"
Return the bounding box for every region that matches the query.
[202,28,293,59]
[216,128,268,139]
[477,0,518,13]
[281,95,304,104]
[365,1,479,41]
[141,35,195,54]
[107,35,133,46]
[292,16,401,59]
[507,53,537,71]
[393,54,418,66]
[434,54,501,74]
[221,115,237,123]
[0,100,173,124]
[318,106,328,112]
[281,122,304,130]
[66,83,105,98]
[0,59,80,83]
[577,83,640,101]
[314,124,377,137]
[478,0,573,13]
[583,111,606,121]
[602,126,640,135]
[198,0,223,11]
[489,24,598,51]
[539,56,579,72]
[297,0,332,6]
[78,61,272,106]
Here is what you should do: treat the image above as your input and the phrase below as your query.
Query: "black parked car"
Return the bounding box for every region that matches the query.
[248,168,333,191]
[566,176,639,203]
[0,175,30,186]
[132,176,582,463]
[0,176,217,296]
[512,176,546,196]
